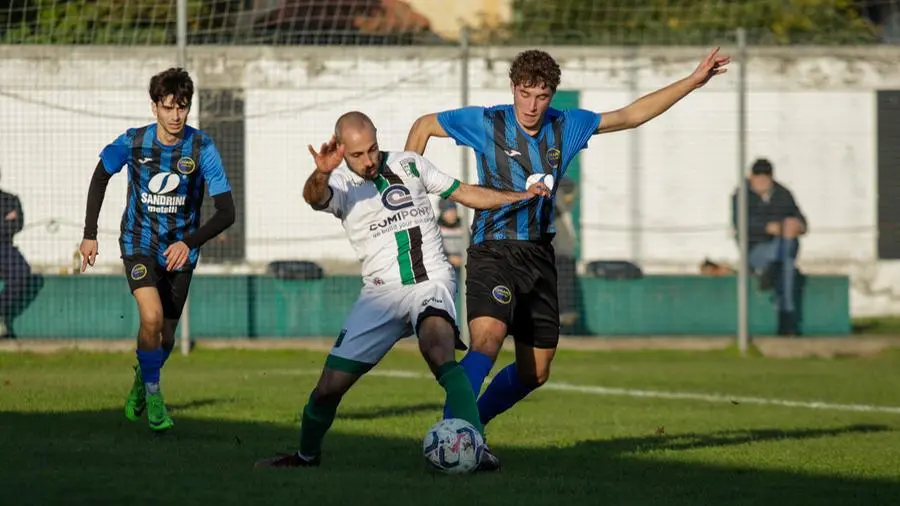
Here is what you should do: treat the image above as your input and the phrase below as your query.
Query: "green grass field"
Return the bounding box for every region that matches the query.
[2,346,900,506]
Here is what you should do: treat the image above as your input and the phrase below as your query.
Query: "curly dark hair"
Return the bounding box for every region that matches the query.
[149,67,194,107]
[509,50,561,92]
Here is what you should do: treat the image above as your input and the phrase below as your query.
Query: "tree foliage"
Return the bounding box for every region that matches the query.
[2,0,206,44]
[484,0,880,46]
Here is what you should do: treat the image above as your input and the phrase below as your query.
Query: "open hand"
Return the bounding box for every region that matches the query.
[163,241,190,271]
[308,135,345,174]
[689,47,730,89]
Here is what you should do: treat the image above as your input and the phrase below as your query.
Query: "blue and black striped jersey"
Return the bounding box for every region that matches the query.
[99,124,231,269]
[436,105,600,244]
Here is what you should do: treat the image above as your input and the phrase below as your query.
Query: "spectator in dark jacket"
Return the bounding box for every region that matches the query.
[732,158,806,335]
[0,182,30,338]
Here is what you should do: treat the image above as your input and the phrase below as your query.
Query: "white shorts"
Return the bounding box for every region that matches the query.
[325,278,458,374]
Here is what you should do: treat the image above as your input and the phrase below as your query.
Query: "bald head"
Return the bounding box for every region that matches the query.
[334,111,382,180]
[334,111,376,144]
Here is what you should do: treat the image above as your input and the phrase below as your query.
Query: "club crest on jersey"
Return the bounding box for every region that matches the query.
[382,184,414,211]
[491,285,512,305]
[176,156,196,175]
[399,158,419,177]
[546,148,561,170]
[130,263,148,281]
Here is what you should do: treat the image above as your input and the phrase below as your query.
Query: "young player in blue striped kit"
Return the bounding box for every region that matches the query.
[80,68,236,432]
[406,48,730,446]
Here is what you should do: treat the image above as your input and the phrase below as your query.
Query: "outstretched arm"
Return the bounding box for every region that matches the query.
[448,182,550,210]
[596,48,730,134]
[414,150,548,210]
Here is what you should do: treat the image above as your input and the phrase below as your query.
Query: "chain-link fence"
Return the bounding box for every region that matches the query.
[1,0,896,345]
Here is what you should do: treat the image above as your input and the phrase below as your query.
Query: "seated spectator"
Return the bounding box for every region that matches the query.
[0,176,30,339]
[732,158,807,336]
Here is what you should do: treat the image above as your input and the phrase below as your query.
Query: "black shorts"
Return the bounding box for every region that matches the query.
[465,240,559,349]
[122,255,193,320]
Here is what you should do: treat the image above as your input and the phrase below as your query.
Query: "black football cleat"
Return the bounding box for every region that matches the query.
[474,445,501,472]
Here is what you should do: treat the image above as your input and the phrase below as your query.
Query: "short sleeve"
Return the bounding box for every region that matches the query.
[562,109,602,155]
[313,171,350,218]
[436,106,487,153]
[415,154,460,199]
[98,133,131,175]
[199,139,232,196]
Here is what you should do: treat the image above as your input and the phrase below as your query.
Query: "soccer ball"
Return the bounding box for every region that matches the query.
[422,418,484,474]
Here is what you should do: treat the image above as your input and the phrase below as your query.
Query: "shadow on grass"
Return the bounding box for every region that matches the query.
[340,402,443,421]
[0,409,895,506]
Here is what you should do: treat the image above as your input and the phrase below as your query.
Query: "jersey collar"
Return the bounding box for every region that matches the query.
[376,151,389,175]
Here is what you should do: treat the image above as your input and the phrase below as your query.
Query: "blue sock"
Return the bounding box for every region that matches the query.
[443,351,493,419]
[136,348,164,392]
[477,363,536,426]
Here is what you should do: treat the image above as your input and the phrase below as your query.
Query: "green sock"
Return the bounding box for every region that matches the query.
[299,392,339,457]
[437,361,485,436]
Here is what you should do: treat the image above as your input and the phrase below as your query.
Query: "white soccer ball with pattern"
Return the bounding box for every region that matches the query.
[422,418,484,474]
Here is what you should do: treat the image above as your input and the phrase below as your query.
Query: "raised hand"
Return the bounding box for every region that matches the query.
[689,47,731,89]
[308,135,345,174]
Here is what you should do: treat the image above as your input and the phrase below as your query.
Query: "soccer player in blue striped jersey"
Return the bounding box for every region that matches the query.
[80,68,236,432]
[406,48,729,438]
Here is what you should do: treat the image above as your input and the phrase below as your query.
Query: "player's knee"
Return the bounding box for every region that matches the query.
[139,310,164,334]
[313,369,357,405]
[417,316,456,363]
[782,218,803,239]
[418,337,454,369]
[517,365,551,388]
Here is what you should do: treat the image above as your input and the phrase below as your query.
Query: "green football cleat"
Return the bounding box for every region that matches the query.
[124,365,146,421]
[146,391,174,432]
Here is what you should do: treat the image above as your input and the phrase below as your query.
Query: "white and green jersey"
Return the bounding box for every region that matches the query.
[316,151,460,288]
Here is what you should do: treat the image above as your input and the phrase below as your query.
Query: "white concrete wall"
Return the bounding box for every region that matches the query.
[1,46,898,315]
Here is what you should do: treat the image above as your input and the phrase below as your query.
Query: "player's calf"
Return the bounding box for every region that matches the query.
[131,287,169,427]
[255,366,360,468]
[418,316,486,436]
[477,344,555,426]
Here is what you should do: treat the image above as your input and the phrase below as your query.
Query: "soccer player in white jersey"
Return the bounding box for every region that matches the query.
[254,112,549,471]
